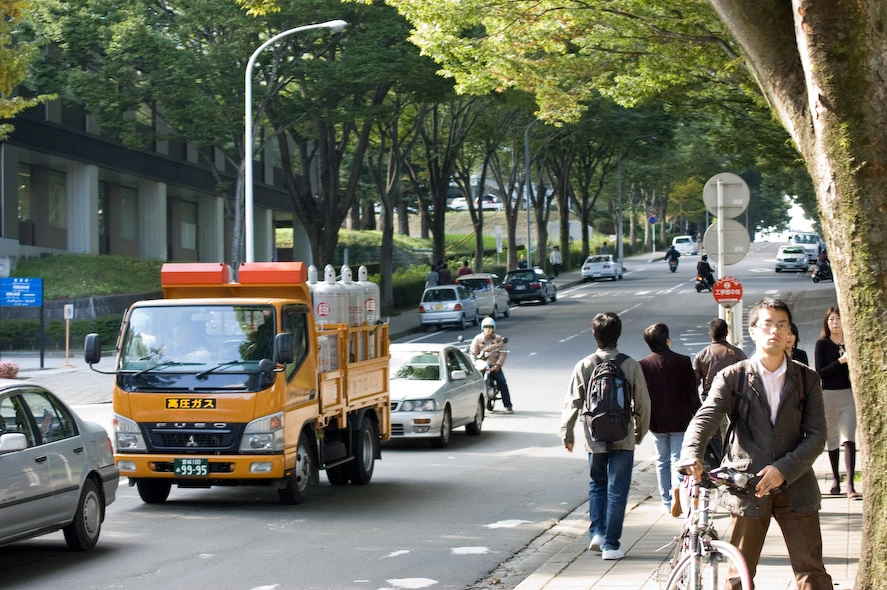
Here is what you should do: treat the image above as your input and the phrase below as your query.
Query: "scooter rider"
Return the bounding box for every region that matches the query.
[696,255,715,288]
[665,245,681,268]
[470,317,514,413]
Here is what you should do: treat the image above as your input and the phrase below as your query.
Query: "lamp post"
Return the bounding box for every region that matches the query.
[244,20,347,263]
[523,119,539,267]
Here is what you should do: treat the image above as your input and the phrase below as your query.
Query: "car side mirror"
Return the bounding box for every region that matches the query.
[84,333,102,364]
[274,333,294,365]
[450,369,467,381]
[0,433,28,454]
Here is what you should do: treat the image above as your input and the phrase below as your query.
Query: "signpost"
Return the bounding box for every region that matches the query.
[712,276,743,308]
[0,277,45,367]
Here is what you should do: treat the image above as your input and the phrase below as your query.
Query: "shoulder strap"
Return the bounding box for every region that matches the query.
[723,360,749,446]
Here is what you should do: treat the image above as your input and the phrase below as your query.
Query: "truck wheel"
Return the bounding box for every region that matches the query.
[326,464,350,485]
[63,478,102,551]
[431,407,453,448]
[465,397,484,436]
[279,431,313,504]
[137,480,171,504]
[349,417,377,485]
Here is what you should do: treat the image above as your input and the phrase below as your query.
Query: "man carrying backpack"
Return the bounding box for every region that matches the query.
[560,312,651,561]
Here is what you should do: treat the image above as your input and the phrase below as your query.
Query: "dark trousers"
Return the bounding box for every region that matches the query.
[490,369,512,408]
[728,491,832,589]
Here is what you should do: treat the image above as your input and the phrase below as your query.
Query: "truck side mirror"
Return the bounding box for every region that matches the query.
[84,333,102,364]
[274,333,294,365]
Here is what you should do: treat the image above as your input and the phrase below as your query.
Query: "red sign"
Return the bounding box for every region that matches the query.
[316,301,331,317]
[712,276,743,307]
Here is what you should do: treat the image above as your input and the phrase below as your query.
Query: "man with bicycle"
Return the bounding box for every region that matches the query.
[470,317,513,413]
[680,298,832,589]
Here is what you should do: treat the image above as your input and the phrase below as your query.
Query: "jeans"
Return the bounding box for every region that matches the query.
[652,431,684,507]
[588,449,634,551]
[490,369,512,408]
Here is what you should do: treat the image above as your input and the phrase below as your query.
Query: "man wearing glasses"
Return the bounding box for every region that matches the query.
[680,297,832,589]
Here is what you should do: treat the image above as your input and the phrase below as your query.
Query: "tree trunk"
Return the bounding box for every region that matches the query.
[709,1,887,586]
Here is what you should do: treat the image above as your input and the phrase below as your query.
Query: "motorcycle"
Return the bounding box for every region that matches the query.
[695,274,714,292]
[472,337,509,412]
[812,264,833,283]
[668,258,679,273]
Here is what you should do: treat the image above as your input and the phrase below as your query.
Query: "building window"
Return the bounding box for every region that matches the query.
[17,164,32,222]
[120,186,139,240]
[48,170,67,229]
[181,201,197,250]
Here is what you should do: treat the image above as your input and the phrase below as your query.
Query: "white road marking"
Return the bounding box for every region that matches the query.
[451,547,494,555]
[384,578,438,589]
[484,519,532,529]
[383,550,411,559]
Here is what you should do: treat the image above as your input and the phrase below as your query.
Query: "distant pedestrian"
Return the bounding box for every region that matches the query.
[549,246,563,277]
[517,254,528,269]
[560,312,650,561]
[814,307,858,499]
[639,323,700,514]
[599,242,610,255]
[425,264,439,289]
[457,260,472,277]
[437,261,453,285]
[787,322,809,365]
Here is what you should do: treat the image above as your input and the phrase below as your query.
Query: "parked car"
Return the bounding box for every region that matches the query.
[419,285,480,330]
[448,197,469,211]
[775,245,810,272]
[388,343,485,448]
[789,232,824,264]
[0,380,118,550]
[503,268,557,304]
[580,255,624,281]
[474,195,503,211]
[455,273,511,319]
[671,235,698,256]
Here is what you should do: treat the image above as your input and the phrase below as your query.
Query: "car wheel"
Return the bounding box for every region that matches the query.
[550,290,557,302]
[493,305,499,319]
[473,311,480,326]
[458,313,467,330]
[539,291,548,305]
[431,407,453,448]
[775,268,781,273]
[348,416,377,485]
[465,397,484,436]
[279,430,314,504]
[136,480,171,504]
[63,478,102,551]
[504,304,511,318]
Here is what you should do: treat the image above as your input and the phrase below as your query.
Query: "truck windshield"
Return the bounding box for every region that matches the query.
[119,305,275,372]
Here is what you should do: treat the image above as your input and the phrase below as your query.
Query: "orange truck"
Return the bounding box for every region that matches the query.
[84,262,390,504]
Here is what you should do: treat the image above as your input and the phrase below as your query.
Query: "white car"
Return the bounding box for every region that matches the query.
[419,285,480,330]
[775,245,809,272]
[671,235,698,256]
[581,255,624,281]
[455,273,511,319]
[388,343,485,448]
[0,380,119,550]
[449,197,469,211]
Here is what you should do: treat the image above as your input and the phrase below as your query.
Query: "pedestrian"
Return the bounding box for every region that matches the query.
[693,318,747,468]
[424,264,439,289]
[638,323,700,514]
[599,241,610,255]
[814,307,858,499]
[680,297,833,589]
[457,260,472,277]
[517,254,528,269]
[787,322,809,365]
[437,261,453,285]
[549,245,563,277]
[560,312,651,561]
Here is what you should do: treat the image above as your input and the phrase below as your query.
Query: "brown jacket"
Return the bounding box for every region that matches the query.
[693,340,746,400]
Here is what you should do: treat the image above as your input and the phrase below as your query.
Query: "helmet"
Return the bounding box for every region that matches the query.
[481,317,496,329]
[702,255,708,261]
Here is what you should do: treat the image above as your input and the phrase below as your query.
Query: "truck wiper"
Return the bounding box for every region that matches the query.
[132,360,202,377]
[195,360,245,380]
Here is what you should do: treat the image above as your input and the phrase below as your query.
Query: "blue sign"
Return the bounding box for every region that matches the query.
[0,277,43,307]
[649,216,657,224]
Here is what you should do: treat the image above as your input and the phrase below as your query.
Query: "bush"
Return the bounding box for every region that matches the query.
[0,315,123,352]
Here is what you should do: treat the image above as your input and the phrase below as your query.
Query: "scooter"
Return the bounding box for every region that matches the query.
[695,274,714,292]
[668,259,678,273]
[472,337,509,412]
[812,264,833,283]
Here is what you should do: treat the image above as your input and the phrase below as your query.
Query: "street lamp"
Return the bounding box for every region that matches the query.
[523,119,539,267]
[244,19,347,263]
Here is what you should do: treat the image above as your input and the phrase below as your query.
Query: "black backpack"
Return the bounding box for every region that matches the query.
[583,353,632,445]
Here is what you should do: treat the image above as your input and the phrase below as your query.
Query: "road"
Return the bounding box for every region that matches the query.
[0,242,835,590]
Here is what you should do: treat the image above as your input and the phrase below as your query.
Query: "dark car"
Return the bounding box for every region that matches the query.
[503,268,557,305]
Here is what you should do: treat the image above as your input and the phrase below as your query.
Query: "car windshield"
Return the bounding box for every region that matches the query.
[391,350,441,381]
[507,271,536,282]
[782,247,805,254]
[458,278,490,292]
[586,256,609,264]
[794,234,819,244]
[422,289,457,303]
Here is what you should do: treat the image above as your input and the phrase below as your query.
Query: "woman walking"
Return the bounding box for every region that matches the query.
[814,307,859,499]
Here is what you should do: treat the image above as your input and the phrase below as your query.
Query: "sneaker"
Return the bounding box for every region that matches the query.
[602,549,625,560]
[588,535,604,552]
[660,503,672,514]
[505,407,514,414]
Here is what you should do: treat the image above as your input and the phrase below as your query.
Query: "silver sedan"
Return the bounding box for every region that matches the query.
[0,380,118,550]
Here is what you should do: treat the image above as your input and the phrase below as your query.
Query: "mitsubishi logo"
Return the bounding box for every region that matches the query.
[186,435,198,447]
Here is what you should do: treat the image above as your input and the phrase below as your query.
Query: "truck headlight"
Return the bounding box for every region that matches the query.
[240,412,285,452]
[400,400,436,412]
[113,414,146,451]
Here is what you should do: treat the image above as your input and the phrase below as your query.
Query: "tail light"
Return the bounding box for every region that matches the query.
[419,304,426,312]
[454,303,463,311]
[529,282,541,289]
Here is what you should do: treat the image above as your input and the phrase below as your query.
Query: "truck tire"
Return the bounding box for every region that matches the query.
[63,478,102,550]
[326,464,350,485]
[348,417,377,485]
[279,431,314,504]
[137,480,171,504]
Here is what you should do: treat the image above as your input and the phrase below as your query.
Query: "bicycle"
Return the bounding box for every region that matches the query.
[654,461,754,590]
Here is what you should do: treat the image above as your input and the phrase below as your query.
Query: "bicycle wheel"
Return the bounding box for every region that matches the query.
[665,540,752,590]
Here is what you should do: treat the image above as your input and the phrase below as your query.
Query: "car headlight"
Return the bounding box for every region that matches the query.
[113,413,146,452]
[240,411,285,452]
[400,399,437,412]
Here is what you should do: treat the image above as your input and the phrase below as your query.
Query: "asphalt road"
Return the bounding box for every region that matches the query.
[0,242,837,590]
